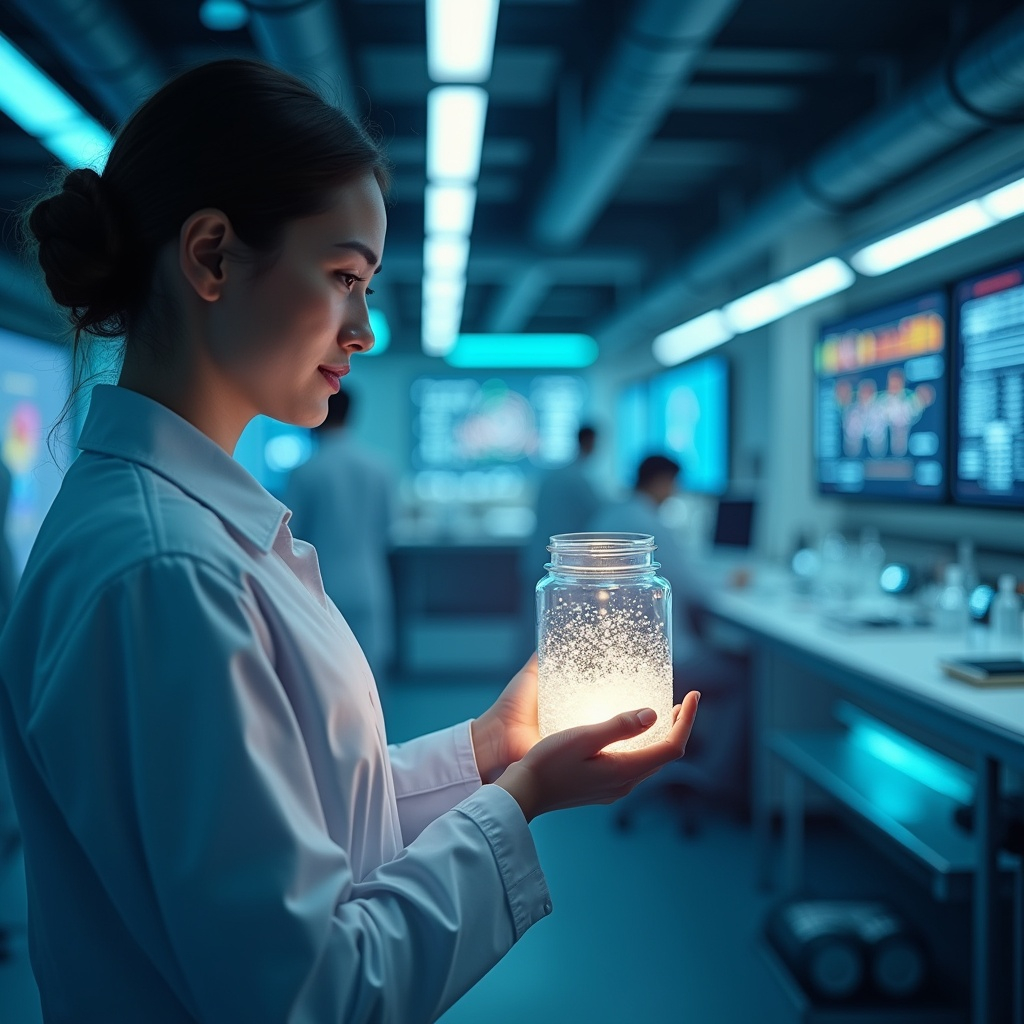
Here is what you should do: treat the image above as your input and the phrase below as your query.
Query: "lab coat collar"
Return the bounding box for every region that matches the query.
[78,385,288,553]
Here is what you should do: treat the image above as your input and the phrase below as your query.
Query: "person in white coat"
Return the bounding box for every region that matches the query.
[0,59,699,1023]
[0,458,18,863]
[285,388,396,687]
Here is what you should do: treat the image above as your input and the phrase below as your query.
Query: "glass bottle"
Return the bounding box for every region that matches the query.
[934,564,969,635]
[991,573,1023,648]
[536,532,673,752]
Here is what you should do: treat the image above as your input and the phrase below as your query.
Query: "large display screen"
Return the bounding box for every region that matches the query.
[953,261,1024,507]
[410,373,588,501]
[814,292,947,501]
[0,329,67,576]
[647,355,729,495]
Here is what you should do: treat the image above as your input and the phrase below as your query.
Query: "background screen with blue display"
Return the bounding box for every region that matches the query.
[615,379,649,489]
[646,355,729,495]
[953,260,1024,508]
[0,329,67,576]
[814,292,948,501]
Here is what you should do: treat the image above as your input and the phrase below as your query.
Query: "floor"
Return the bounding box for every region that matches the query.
[0,675,975,1023]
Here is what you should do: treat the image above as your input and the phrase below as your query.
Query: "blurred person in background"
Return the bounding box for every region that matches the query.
[591,454,749,807]
[520,424,601,651]
[285,387,396,694]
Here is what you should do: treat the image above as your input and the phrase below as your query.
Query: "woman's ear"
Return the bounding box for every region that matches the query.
[178,209,234,302]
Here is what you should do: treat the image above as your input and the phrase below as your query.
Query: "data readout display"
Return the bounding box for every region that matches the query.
[814,292,947,501]
[954,262,1024,507]
[410,374,588,500]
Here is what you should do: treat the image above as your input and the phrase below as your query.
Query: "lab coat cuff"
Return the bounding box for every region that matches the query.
[455,785,553,940]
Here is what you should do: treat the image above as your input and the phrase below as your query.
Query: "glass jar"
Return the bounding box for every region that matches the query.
[536,532,673,752]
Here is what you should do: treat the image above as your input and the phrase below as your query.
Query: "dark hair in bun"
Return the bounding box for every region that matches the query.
[28,167,137,338]
[23,58,391,345]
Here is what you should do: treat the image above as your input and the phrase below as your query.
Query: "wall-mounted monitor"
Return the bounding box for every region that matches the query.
[410,373,588,502]
[814,292,948,502]
[0,328,68,576]
[647,355,729,495]
[952,261,1024,508]
[615,379,648,489]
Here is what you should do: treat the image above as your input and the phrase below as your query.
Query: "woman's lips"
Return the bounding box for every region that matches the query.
[318,365,349,391]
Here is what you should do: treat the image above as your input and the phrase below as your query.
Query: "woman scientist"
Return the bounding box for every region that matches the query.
[0,59,699,1023]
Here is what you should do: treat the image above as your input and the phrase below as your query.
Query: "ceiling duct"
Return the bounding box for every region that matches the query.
[531,0,742,251]
[485,0,739,332]
[597,4,1024,353]
[7,0,163,120]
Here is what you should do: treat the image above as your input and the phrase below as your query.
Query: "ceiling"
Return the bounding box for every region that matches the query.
[1,0,1022,356]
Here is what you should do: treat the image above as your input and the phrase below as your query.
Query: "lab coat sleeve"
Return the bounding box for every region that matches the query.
[25,555,550,1024]
[389,722,482,844]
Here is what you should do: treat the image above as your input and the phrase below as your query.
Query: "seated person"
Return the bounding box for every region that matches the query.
[590,455,749,808]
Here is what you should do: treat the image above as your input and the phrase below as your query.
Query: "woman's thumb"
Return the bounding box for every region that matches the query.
[574,708,657,754]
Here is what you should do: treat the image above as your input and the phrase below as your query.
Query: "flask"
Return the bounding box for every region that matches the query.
[991,573,1023,648]
[536,532,673,752]
[934,564,969,634]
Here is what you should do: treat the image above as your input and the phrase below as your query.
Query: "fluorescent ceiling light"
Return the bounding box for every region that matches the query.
[427,0,500,83]
[425,183,477,235]
[653,310,733,366]
[445,333,598,368]
[851,199,995,276]
[0,33,112,169]
[781,256,855,305]
[361,308,390,356]
[981,175,1024,221]
[427,86,488,182]
[422,276,466,306]
[723,282,789,333]
[424,234,470,278]
[723,256,855,334]
[199,0,249,31]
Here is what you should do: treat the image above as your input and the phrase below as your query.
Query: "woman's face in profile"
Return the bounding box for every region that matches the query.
[207,172,387,430]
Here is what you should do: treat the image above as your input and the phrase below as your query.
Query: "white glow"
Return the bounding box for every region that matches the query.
[723,282,790,333]
[424,234,470,278]
[427,86,488,182]
[422,324,459,356]
[425,183,477,235]
[981,176,1024,221]
[427,0,500,83]
[653,310,733,366]
[851,200,995,276]
[781,256,855,305]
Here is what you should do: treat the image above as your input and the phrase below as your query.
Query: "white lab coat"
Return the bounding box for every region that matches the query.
[0,385,550,1023]
[284,430,396,679]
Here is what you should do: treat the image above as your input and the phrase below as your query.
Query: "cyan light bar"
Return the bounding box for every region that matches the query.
[363,309,390,356]
[0,33,112,169]
[445,333,598,368]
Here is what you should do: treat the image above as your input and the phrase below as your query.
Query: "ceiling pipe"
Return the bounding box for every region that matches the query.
[596,3,1024,354]
[248,0,400,336]
[6,0,164,121]
[483,0,738,332]
[531,0,741,251]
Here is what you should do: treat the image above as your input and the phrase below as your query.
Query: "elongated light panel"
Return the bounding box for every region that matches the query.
[427,0,500,83]
[427,86,488,183]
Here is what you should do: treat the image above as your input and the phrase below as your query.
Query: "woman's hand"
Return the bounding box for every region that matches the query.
[470,654,541,783]
[494,691,700,822]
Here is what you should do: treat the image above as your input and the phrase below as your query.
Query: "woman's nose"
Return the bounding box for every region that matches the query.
[339,319,375,355]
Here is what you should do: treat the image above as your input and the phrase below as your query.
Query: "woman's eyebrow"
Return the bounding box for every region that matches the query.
[333,241,381,271]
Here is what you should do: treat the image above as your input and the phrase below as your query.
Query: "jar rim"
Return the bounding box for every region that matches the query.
[547,532,656,552]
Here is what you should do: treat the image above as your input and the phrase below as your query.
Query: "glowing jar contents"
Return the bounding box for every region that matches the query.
[537,533,674,753]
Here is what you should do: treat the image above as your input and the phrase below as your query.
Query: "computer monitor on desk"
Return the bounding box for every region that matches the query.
[712,497,756,550]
